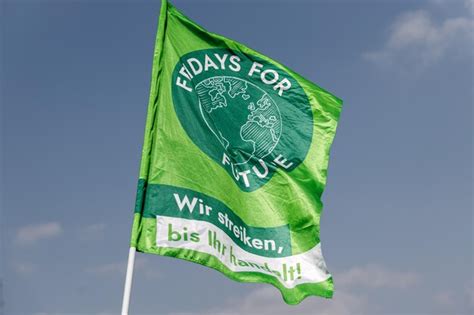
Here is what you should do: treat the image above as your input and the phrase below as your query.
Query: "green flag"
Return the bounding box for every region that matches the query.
[131,0,342,305]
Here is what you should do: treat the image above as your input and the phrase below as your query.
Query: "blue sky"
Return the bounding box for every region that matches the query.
[1,0,473,314]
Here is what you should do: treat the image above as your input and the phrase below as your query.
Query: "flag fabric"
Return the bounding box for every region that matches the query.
[131,0,343,305]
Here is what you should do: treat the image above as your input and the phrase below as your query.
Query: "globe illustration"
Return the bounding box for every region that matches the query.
[196,76,282,165]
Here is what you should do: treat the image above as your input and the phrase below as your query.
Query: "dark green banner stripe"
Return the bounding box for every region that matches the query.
[134,180,291,257]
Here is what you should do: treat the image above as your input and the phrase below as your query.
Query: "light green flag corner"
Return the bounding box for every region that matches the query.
[130,0,343,305]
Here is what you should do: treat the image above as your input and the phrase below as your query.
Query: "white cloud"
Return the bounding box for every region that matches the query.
[337,264,420,289]
[14,262,37,275]
[433,286,474,313]
[364,8,473,69]
[86,260,127,275]
[16,222,62,245]
[167,264,419,315]
[466,0,474,13]
[432,0,474,13]
[78,223,106,241]
[468,286,474,307]
[190,286,369,315]
[229,287,368,315]
[434,290,456,306]
[168,288,368,315]
[86,256,161,279]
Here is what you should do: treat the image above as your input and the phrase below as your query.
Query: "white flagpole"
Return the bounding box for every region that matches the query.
[121,247,136,315]
[120,1,168,314]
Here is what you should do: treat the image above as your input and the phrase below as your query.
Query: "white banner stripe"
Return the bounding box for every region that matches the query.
[156,215,330,288]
